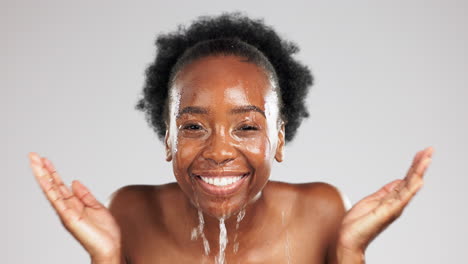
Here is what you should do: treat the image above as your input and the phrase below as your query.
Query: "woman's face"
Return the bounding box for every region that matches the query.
[166,55,285,219]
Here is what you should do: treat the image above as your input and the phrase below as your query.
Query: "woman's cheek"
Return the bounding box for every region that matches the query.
[238,134,272,169]
[172,138,198,179]
[176,139,197,163]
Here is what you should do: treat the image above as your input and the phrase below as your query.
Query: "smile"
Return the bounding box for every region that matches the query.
[199,175,243,186]
[191,171,250,196]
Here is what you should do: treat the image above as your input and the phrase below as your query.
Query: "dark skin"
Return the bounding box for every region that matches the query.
[29,55,434,264]
[107,181,345,264]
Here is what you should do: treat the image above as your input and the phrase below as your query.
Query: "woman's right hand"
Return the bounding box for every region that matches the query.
[29,152,122,263]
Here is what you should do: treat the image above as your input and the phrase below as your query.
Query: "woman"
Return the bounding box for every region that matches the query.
[29,13,433,264]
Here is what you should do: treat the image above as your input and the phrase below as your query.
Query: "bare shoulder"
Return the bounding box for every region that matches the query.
[107,183,181,220]
[297,181,351,212]
[266,181,350,220]
[265,181,350,260]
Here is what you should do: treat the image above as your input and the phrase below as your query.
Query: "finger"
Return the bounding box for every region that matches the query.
[30,152,49,179]
[30,153,81,221]
[400,147,434,194]
[408,156,432,187]
[30,153,57,196]
[406,147,431,179]
[425,146,435,158]
[42,158,85,213]
[405,152,432,191]
[42,157,85,212]
[410,149,426,168]
[42,157,73,198]
[367,147,433,203]
[362,179,403,202]
[72,180,103,209]
[385,157,430,206]
[372,148,433,221]
[374,157,432,223]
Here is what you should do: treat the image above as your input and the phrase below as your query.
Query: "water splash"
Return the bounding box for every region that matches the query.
[191,227,198,240]
[233,208,246,254]
[215,218,228,264]
[236,209,246,228]
[200,211,211,256]
[233,242,239,255]
[191,209,210,256]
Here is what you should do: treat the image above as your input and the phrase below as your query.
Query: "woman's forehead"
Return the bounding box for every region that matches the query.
[171,55,275,108]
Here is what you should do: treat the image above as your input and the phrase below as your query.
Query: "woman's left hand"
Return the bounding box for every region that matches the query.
[336,146,434,260]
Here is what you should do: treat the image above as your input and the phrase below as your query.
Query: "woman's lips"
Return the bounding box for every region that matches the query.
[191,171,250,196]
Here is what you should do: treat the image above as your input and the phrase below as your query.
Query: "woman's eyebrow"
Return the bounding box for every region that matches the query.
[176,105,266,118]
[230,105,266,118]
[177,106,209,118]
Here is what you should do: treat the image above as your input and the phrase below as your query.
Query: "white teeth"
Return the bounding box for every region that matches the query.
[200,176,243,186]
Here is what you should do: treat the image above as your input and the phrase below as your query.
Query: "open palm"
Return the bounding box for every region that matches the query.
[29,153,121,260]
[337,147,433,253]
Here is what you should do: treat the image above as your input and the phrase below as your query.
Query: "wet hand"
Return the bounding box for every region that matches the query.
[29,152,122,260]
[336,147,434,256]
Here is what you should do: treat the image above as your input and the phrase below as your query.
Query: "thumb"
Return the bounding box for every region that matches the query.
[72,180,103,209]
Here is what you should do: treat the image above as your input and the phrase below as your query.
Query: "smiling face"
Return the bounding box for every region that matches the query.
[166,55,285,219]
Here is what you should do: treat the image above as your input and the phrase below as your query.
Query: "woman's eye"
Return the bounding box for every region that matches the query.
[179,123,206,138]
[183,124,203,130]
[239,125,258,131]
[233,124,260,138]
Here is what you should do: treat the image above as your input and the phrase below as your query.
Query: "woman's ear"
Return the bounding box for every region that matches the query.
[275,122,285,162]
[164,129,173,162]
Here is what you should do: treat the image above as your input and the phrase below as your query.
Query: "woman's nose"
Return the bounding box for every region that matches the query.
[201,129,236,166]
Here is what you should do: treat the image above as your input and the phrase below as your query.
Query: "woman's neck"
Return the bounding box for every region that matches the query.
[181,190,273,257]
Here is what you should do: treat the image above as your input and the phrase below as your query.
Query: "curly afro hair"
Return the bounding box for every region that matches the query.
[135,12,313,143]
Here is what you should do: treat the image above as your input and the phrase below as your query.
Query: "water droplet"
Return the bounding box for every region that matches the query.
[236,208,246,229]
[191,227,199,240]
[192,209,210,256]
[232,208,246,254]
[215,218,228,264]
[199,210,210,256]
[233,242,239,254]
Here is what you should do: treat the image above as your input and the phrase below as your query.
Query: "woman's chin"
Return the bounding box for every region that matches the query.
[197,199,245,220]
[190,189,264,220]
[207,205,237,220]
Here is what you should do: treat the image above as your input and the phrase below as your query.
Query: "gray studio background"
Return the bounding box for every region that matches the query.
[2,0,467,263]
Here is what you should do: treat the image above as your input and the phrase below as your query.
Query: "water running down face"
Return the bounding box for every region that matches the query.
[165,55,285,219]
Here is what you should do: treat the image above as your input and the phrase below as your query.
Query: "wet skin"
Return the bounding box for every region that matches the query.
[109,55,348,263]
[29,54,434,264]
[109,182,346,263]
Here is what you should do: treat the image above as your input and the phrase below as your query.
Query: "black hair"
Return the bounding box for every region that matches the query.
[168,38,278,93]
[135,12,313,142]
